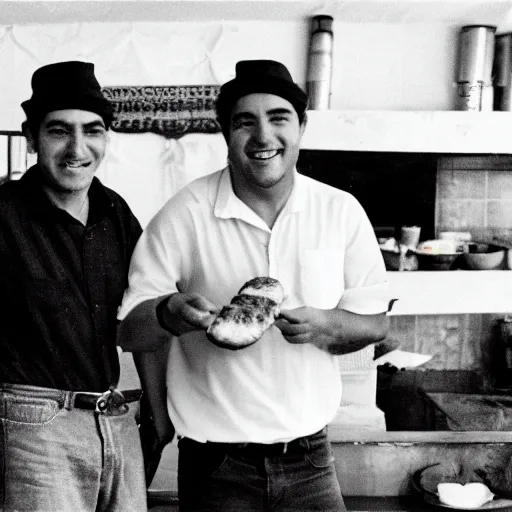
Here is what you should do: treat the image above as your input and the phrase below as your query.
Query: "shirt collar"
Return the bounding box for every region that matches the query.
[213,166,309,228]
[213,167,268,231]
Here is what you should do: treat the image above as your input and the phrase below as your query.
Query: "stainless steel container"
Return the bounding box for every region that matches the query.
[456,25,496,111]
[306,15,333,110]
[457,25,496,84]
[494,33,512,87]
[494,33,512,111]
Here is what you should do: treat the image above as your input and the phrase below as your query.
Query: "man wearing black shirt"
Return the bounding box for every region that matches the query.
[0,61,146,511]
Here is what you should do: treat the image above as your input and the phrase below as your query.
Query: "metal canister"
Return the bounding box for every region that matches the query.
[306,15,334,110]
[457,25,496,84]
[494,33,512,87]
[493,33,512,110]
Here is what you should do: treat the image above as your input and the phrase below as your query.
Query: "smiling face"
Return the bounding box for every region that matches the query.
[227,93,306,195]
[28,109,108,199]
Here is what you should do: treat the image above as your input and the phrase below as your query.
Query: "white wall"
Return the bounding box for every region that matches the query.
[331,22,459,110]
[0,21,307,130]
[0,19,461,131]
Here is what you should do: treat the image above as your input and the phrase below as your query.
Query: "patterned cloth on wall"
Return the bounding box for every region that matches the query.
[102,85,221,139]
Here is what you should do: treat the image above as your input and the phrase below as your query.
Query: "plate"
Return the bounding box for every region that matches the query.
[374,349,432,369]
[424,493,512,510]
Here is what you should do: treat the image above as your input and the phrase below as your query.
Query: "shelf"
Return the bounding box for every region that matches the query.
[387,270,512,315]
[301,110,512,154]
[2,0,511,25]
[328,428,512,443]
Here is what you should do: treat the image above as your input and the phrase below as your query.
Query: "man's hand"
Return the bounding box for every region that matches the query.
[158,293,219,336]
[275,306,389,355]
[275,307,332,349]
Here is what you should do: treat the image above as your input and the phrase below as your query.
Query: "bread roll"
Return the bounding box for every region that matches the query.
[206,277,284,350]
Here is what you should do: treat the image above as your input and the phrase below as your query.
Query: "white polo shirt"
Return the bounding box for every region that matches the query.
[118,167,389,443]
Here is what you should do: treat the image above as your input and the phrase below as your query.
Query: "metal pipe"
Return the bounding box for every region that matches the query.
[306,15,334,110]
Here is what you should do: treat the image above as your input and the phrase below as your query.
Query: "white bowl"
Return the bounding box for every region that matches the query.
[437,482,494,509]
[463,243,507,270]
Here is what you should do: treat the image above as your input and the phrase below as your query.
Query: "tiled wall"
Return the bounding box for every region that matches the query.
[436,155,512,237]
[388,155,512,383]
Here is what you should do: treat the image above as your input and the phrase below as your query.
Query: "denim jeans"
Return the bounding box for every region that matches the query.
[178,427,346,512]
[0,384,147,512]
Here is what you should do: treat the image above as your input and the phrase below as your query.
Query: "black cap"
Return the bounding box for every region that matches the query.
[216,60,308,139]
[21,61,113,129]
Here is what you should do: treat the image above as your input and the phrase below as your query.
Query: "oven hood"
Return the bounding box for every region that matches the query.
[300,110,512,154]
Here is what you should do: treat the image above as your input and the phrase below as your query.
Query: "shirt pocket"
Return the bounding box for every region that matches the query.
[300,249,344,309]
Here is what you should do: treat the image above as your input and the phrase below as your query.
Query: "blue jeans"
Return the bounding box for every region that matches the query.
[178,427,346,512]
[0,384,147,512]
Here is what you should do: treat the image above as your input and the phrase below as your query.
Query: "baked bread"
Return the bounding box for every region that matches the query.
[206,277,284,350]
[238,277,285,304]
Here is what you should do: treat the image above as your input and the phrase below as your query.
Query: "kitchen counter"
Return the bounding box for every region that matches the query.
[346,496,512,511]
[330,429,512,503]
[149,430,512,508]
[148,494,512,511]
[423,392,512,431]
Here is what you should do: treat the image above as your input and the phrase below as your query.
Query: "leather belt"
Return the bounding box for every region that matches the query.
[217,439,304,456]
[69,388,143,413]
[182,428,326,457]
[0,384,143,416]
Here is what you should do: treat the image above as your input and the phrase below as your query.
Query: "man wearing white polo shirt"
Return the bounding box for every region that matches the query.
[117,60,390,511]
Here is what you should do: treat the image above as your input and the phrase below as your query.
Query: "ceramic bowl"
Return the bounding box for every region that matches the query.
[414,239,461,270]
[414,251,460,271]
[463,243,507,270]
[380,248,418,271]
[380,248,401,271]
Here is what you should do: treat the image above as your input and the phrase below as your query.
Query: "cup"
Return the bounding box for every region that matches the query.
[400,226,421,248]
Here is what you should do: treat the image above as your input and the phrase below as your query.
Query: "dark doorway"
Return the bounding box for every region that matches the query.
[297,150,437,241]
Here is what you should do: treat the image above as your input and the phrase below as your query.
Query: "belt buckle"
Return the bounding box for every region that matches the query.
[95,387,126,415]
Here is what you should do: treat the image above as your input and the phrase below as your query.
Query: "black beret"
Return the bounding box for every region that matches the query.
[216,60,308,139]
[21,61,113,129]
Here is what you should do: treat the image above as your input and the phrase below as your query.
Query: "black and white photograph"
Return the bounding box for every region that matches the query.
[1,1,512,511]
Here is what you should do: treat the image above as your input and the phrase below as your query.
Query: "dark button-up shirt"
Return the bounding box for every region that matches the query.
[0,166,142,391]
